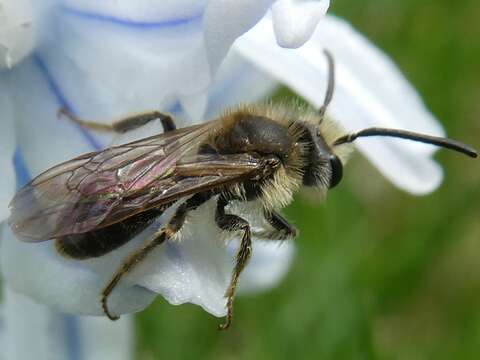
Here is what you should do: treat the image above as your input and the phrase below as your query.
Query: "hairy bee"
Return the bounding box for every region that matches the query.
[8,51,477,330]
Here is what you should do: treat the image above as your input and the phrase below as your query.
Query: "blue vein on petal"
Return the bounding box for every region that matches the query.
[166,240,184,262]
[61,5,203,29]
[13,148,31,188]
[13,148,83,360]
[62,314,82,360]
[32,54,102,151]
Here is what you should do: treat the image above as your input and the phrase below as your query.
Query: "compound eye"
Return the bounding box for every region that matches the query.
[329,155,343,188]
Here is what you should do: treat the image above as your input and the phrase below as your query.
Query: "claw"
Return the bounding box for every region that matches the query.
[101,295,120,321]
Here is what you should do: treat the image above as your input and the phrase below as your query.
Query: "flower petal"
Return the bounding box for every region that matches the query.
[38,5,209,121]
[2,286,133,360]
[234,239,295,294]
[7,59,109,175]
[34,0,283,123]
[0,79,16,221]
[1,72,153,317]
[203,0,276,71]
[0,0,36,68]
[1,224,157,316]
[78,316,134,360]
[123,201,231,317]
[178,92,209,122]
[60,0,206,23]
[205,50,279,117]
[234,14,445,194]
[272,0,330,48]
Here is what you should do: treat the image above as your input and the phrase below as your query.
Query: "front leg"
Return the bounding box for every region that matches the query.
[58,108,176,134]
[215,195,252,330]
[258,210,297,240]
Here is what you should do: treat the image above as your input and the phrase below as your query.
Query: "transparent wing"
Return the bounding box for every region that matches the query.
[8,122,232,241]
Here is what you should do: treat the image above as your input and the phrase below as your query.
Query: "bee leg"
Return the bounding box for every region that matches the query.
[215,196,252,330]
[100,192,212,320]
[111,111,176,133]
[259,210,298,240]
[101,229,167,321]
[58,108,176,134]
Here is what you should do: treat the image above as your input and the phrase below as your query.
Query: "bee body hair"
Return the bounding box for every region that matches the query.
[207,103,350,211]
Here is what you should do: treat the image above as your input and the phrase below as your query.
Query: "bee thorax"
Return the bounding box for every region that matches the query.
[219,115,294,160]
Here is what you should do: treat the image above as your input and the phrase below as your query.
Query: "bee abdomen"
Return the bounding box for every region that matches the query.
[55,206,168,259]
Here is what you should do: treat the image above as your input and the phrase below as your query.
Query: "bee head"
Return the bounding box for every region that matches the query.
[300,124,343,189]
[299,50,343,190]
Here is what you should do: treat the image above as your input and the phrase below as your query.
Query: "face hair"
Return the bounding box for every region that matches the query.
[333,127,478,158]
[318,49,335,120]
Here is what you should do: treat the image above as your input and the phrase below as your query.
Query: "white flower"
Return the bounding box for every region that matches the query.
[0,0,447,337]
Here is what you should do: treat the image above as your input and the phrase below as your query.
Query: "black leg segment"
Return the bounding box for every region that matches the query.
[112,111,176,133]
[58,108,176,134]
[215,195,253,330]
[263,210,297,240]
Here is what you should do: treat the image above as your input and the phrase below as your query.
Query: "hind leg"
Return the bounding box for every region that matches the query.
[58,108,176,134]
[101,229,167,320]
[101,192,211,320]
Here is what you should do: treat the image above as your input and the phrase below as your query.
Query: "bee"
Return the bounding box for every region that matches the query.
[8,51,477,330]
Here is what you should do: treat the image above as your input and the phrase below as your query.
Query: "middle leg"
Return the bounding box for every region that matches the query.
[215,195,253,330]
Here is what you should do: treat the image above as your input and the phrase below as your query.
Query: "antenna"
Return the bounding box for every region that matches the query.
[318,50,335,121]
[333,127,477,158]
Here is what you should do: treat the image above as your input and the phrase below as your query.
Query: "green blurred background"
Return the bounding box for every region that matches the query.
[136,1,480,359]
